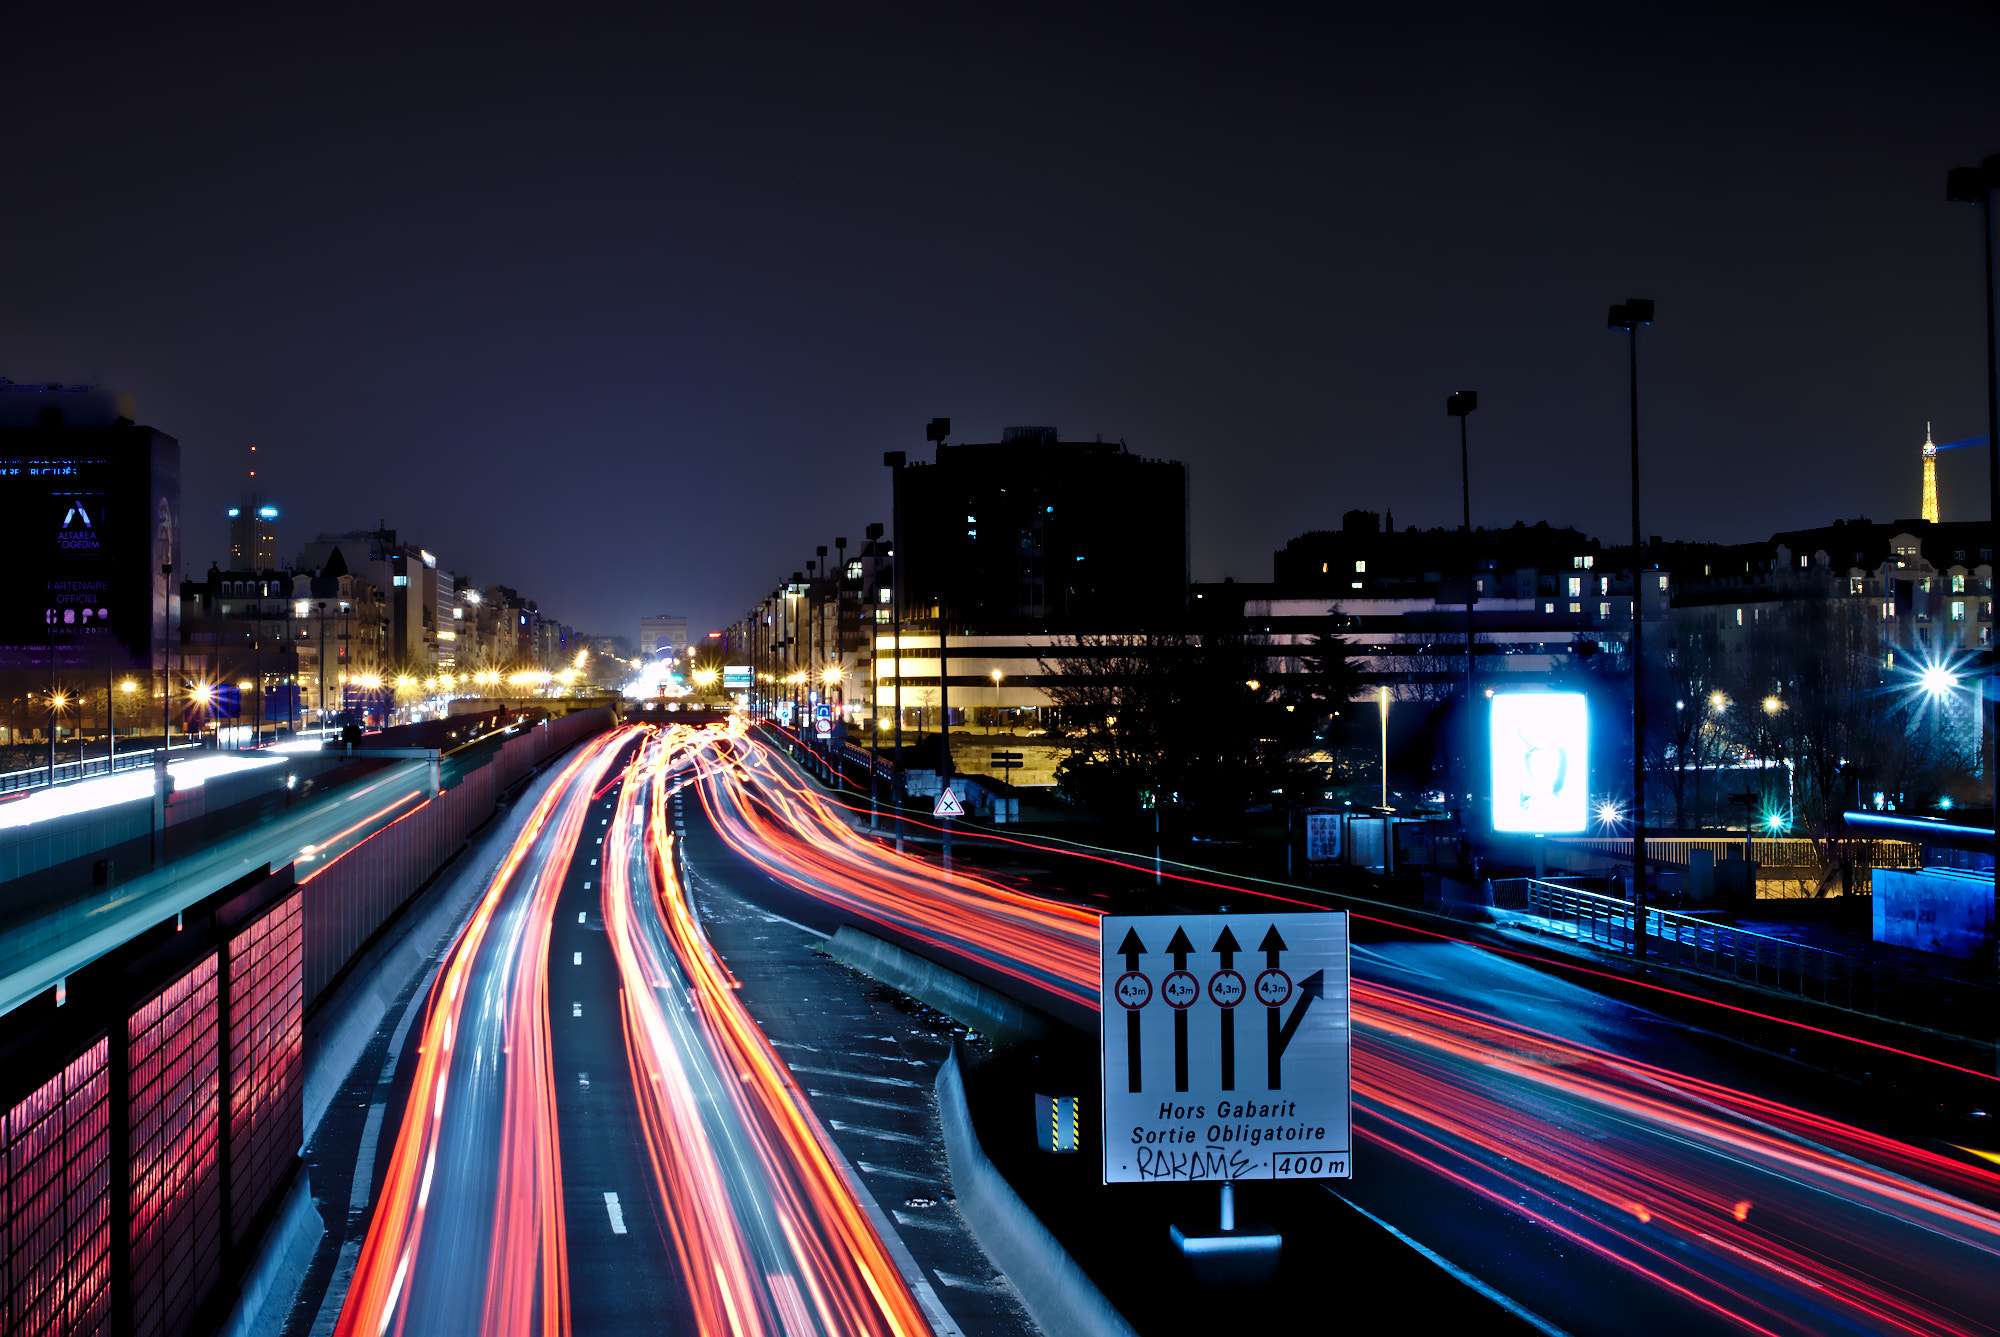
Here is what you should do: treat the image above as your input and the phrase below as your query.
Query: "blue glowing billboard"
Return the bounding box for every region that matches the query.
[1490,692,1588,833]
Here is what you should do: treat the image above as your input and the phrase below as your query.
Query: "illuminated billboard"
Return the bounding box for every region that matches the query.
[1490,692,1588,833]
[723,665,753,689]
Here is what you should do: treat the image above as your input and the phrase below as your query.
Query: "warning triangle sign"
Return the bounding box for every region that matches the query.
[933,786,964,818]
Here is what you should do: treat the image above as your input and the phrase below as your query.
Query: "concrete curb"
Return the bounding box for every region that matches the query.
[827,925,1049,1047]
[935,1047,1137,1337]
[215,1170,323,1337]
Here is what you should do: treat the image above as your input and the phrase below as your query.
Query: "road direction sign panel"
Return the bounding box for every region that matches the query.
[1100,911,1351,1184]
[933,786,964,818]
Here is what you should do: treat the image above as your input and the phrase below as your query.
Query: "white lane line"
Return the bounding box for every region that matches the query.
[933,1270,1011,1296]
[808,1089,919,1114]
[829,1119,927,1145]
[789,1066,922,1089]
[1335,1194,1571,1337]
[1352,945,1443,980]
[892,1209,953,1232]
[604,1192,627,1234]
[855,1160,933,1184]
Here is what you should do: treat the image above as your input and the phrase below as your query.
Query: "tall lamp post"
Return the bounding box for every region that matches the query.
[161,563,175,752]
[1946,152,2000,973]
[864,522,885,829]
[881,449,909,854]
[1447,390,1478,831]
[1609,297,1656,960]
[926,416,953,872]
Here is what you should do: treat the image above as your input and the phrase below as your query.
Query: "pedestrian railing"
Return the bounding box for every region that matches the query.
[1488,876,1994,1038]
[0,743,203,795]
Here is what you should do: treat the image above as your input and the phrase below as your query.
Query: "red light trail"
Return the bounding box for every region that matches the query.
[694,730,2000,1336]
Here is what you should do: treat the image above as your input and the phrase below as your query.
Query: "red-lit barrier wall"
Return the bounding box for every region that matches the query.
[227,894,302,1248]
[0,706,614,1336]
[127,957,221,1337]
[303,709,609,1003]
[2,1037,111,1337]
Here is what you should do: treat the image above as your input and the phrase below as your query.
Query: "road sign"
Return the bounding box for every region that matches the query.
[991,751,1024,770]
[814,717,833,738]
[815,702,831,720]
[933,786,963,818]
[1100,911,1351,1184]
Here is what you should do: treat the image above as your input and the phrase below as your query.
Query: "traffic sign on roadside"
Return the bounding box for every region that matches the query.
[814,718,833,738]
[1099,911,1351,1184]
[933,787,964,818]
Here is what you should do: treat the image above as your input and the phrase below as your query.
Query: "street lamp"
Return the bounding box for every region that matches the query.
[1945,152,1999,924]
[924,416,954,873]
[990,668,1004,734]
[874,468,908,853]
[1608,296,1655,959]
[865,520,885,830]
[1447,389,1478,824]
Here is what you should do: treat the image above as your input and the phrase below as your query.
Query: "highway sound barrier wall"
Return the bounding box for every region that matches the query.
[0,706,612,1337]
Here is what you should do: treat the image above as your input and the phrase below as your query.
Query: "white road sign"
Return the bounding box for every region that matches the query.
[932,786,964,818]
[1100,911,1351,1184]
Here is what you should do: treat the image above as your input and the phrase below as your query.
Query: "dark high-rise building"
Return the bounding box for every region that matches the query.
[228,497,280,570]
[0,380,179,675]
[889,427,1188,633]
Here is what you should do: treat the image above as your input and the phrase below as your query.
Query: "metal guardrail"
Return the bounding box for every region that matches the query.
[1490,877,1993,1033]
[0,743,203,795]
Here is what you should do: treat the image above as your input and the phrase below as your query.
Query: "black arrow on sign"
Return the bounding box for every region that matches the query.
[1268,970,1324,1090]
[1118,928,1147,1092]
[1213,926,1241,1090]
[1167,926,1194,1091]
[1261,925,1289,1089]
[1259,923,1287,967]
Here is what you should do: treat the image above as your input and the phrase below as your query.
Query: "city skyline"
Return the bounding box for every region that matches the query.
[0,6,1994,637]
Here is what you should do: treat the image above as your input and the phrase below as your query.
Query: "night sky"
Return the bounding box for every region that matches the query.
[2,5,1996,640]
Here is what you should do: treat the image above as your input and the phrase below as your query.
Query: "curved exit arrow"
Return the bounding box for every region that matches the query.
[1267,969,1324,1090]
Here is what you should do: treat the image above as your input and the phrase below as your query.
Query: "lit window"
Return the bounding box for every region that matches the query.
[453,607,464,619]
[1568,602,1581,613]
[1354,560,1366,573]
[1952,601,1966,621]
[1543,602,1554,613]
[1598,576,1608,595]
[1849,577,1863,595]
[294,600,308,616]
[1584,556,1594,569]
[1736,608,1744,626]
[1350,581,1363,590]
[878,587,892,604]
[1598,601,1610,617]
[1882,602,1894,619]
[1799,555,1808,568]
[1952,573,1966,593]
[394,575,409,587]
[1566,577,1582,596]
[1656,574,1668,590]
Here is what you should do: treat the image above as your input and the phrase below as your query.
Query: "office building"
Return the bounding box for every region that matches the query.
[228,499,280,570]
[0,380,179,679]
[889,427,1189,634]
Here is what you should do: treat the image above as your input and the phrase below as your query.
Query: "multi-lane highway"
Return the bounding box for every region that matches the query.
[316,718,2000,1335]
[685,728,2000,1337]
[329,726,931,1337]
